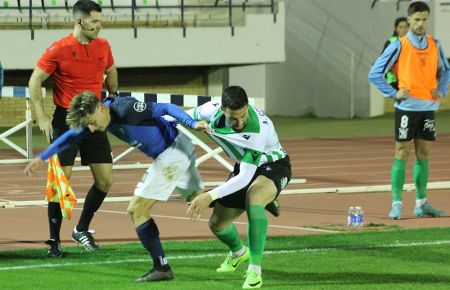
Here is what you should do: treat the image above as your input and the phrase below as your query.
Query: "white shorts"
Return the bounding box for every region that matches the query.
[133,132,204,201]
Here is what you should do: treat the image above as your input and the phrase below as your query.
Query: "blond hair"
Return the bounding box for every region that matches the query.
[66,91,99,128]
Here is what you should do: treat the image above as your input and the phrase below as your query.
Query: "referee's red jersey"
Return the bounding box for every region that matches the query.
[37,33,115,108]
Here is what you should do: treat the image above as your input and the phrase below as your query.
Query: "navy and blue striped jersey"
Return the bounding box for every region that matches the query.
[39,97,197,160]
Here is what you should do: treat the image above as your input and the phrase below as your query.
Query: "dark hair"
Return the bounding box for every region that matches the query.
[66,91,99,128]
[221,86,249,110]
[392,17,408,36]
[407,1,430,16]
[73,0,102,18]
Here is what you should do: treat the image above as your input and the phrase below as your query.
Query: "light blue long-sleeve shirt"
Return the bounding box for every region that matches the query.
[368,31,450,111]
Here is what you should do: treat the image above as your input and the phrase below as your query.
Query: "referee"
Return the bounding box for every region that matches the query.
[28,0,118,257]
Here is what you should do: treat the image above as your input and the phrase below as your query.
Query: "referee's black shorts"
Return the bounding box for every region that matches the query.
[51,105,112,166]
[216,156,292,210]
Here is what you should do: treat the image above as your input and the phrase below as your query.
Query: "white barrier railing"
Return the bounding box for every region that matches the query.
[0,86,45,164]
[1,88,307,207]
[0,89,264,174]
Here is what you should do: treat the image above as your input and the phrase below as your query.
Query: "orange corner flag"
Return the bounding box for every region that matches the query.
[45,154,77,219]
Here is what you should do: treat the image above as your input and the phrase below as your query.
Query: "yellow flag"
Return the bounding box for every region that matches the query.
[45,154,77,219]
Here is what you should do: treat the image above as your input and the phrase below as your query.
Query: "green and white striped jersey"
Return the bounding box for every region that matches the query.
[192,101,288,167]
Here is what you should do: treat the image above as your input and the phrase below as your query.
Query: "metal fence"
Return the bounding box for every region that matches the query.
[0,0,276,39]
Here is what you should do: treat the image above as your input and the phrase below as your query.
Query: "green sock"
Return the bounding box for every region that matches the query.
[414,159,429,200]
[247,205,268,266]
[391,159,407,202]
[214,224,243,253]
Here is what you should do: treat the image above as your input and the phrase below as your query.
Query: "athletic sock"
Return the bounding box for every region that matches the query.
[414,159,429,200]
[248,264,262,275]
[232,245,247,258]
[415,198,427,207]
[391,159,407,202]
[76,185,107,232]
[247,205,268,267]
[214,224,243,254]
[48,202,62,242]
[136,219,169,269]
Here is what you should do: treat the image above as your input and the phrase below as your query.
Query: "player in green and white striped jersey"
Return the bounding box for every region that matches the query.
[187,86,292,289]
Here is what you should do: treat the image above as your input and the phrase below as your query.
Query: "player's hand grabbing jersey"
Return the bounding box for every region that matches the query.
[192,100,287,166]
[191,101,288,199]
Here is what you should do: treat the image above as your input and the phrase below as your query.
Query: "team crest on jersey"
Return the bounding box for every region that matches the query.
[133,101,147,112]
[98,57,105,70]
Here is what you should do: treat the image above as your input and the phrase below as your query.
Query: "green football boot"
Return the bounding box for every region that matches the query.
[216,248,249,273]
[242,269,262,289]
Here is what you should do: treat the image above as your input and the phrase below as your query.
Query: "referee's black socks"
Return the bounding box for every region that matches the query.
[48,202,62,242]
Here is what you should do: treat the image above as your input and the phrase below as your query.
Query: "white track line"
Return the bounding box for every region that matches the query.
[1,240,449,271]
[281,181,450,195]
[95,209,338,233]
[3,179,450,206]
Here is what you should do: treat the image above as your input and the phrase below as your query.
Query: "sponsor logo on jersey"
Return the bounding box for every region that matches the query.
[398,128,408,139]
[424,119,435,132]
[133,101,147,112]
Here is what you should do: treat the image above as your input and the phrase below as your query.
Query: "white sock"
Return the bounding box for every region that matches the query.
[232,245,247,258]
[248,264,262,275]
[416,198,427,207]
[392,201,403,206]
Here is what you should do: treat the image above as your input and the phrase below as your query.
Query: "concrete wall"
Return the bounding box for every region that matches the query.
[435,0,450,53]
[228,64,267,109]
[3,1,448,118]
[0,5,285,70]
[265,0,438,117]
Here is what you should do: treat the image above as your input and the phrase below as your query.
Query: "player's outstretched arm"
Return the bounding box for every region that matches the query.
[23,128,87,177]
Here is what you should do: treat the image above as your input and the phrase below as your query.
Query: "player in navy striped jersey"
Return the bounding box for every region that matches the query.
[187,86,292,289]
[24,91,208,282]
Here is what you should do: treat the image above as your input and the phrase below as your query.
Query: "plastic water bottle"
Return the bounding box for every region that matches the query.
[354,206,364,228]
[347,206,355,227]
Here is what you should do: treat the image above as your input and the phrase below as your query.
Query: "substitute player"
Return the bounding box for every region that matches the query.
[369,1,450,219]
[25,91,208,282]
[186,86,291,289]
